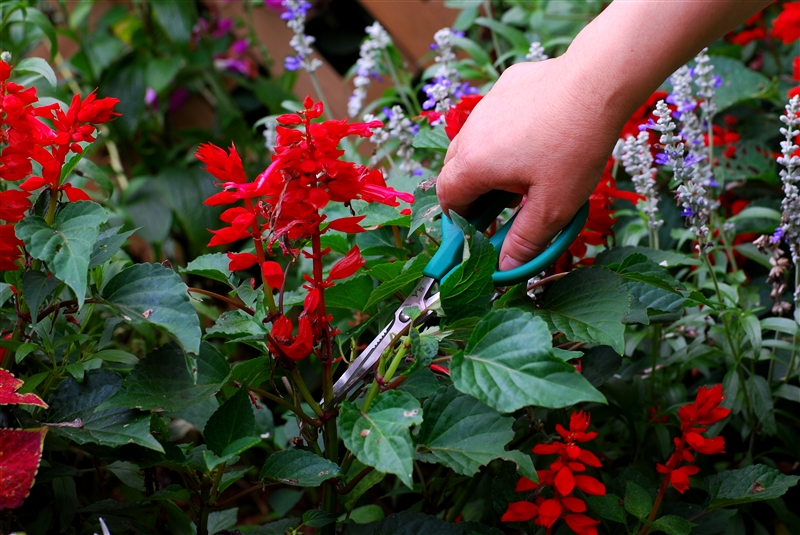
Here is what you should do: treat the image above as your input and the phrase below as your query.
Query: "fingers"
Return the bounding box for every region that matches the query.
[436,141,492,219]
[498,190,577,271]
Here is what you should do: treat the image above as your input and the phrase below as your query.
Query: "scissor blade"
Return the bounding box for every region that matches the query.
[328,276,437,408]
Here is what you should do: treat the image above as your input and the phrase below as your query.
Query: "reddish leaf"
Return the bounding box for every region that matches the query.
[0,369,48,408]
[0,427,48,510]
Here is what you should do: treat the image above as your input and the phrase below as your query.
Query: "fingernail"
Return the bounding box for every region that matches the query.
[500,255,523,271]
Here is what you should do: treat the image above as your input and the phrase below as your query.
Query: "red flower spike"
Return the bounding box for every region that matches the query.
[0,427,49,511]
[515,476,539,492]
[327,246,364,281]
[61,184,91,202]
[667,464,700,494]
[276,113,302,126]
[537,498,562,528]
[0,225,24,271]
[564,514,601,535]
[555,465,576,496]
[444,94,483,141]
[261,261,284,290]
[270,316,313,361]
[196,143,248,185]
[574,475,606,496]
[227,252,258,271]
[560,496,587,513]
[327,215,367,233]
[0,369,48,409]
[772,2,800,44]
[533,443,562,456]
[501,501,539,522]
[0,190,31,223]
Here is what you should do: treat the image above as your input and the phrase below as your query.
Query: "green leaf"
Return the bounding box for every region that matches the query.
[97,342,229,412]
[47,369,164,452]
[705,465,800,510]
[21,270,60,326]
[303,510,336,528]
[624,481,653,519]
[409,187,442,235]
[145,57,183,93]
[474,17,530,50]
[206,310,268,341]
[536,267,629,355]
[708,55,770,111]
[16,201,108,308]
[440,213,496,324]
[596,246,699,267]
[581,346,622,387]
[324,275,374,311]
[403,328,438,376]
[180,253,233,286]
[204,387,257,456]
[746,375,776,435]
[101,263,201,353]
[149,0,196,45]
[398,368,441,399]
[451,308,604,412]
[10,7,59,60]
[614,254,685,295]
[89,227,135,268]
[741,313,762,355]
[416,386,537,481]
[259,449,341,487]
[775,383,800,403]
[86,349,139,366]
[202,436,262,471]
[14,57,57,87]
[338,390,423,488]
[586,494,627,524]
[106,461,145,491]
[75,159,114,197]
[355,201,410,228]
[363,254,430,310]
[411,127,450,153]
[649,515,694,535]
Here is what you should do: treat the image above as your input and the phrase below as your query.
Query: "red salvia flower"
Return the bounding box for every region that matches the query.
[199,97,414,362]
[444,94,483,141]
[504,411,604,535]
[655,385,730,494]
[772,2,800,44]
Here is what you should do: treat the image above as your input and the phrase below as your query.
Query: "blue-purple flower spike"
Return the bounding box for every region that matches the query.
[281,0,322,73]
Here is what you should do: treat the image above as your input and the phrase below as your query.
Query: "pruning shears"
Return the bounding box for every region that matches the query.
[327,190,589,408]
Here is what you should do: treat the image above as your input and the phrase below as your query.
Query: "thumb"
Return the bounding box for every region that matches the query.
[498,191,578,271]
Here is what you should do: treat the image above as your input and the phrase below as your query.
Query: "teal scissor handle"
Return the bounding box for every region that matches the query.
[422,190,589,286]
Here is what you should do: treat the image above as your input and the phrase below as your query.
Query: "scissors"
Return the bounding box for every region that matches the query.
[327,190,589,408]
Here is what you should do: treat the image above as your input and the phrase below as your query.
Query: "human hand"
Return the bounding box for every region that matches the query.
[436,55,629,271]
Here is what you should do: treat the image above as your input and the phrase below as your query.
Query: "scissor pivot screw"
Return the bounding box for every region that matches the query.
[398,312,411,322]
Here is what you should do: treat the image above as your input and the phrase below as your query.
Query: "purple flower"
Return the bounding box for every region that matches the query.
[655,153,670,165]
[144,87,158,107]
[681,207,695,217]
[264,0,283,10]
[771,226,784,243]
[168,88,190,113]
[232,39,249,55]
[413,169,423,176]
[411,124,420,135]
[429,43,438,50]
[639,118,657,131]
[382,107,394,120]
[284,56,302,71]
[213,18,234,38]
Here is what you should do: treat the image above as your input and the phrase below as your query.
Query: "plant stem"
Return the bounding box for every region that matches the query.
[188,288,254,316]
[309,71,333,122]
[248,199,278,315]
[289,367,324,418]
[382,49,418,114]
[482,0,505,71]
[446,475,480,522]
[249,385,321,427]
